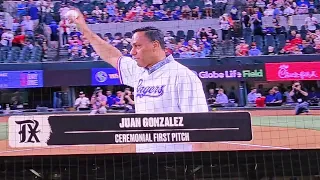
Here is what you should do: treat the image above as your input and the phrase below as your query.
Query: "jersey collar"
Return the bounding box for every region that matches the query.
[146,55,174,74]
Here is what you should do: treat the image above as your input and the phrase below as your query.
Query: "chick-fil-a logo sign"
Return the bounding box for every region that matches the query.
[265,62,320,81]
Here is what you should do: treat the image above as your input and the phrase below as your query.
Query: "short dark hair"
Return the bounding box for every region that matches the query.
[132,26,165,50]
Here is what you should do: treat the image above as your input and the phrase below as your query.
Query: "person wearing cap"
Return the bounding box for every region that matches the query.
[90,87,107,114]
[74,91,90,111]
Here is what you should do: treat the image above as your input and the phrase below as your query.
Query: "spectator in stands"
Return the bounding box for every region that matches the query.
[265,89,275,103]
[301,40,316,54]
[290,34,303,46]
[106,90,116,107]
[59,17,69,47]
[272,86,283,104]
[242,11,251,28]
[283,3,294,26]
[236,38,249,56]
[216,0,227,15]
[204,0,213,18]
[247,87,258,103]
[219,14,231,40]
[115,91,125,105]
[248,42,262,56]
[265,46,276,55]
[207,88,216,104]
[305,13,318,32]
[124,90,135,112]
[21,16,34,37]
[74,91,90,111]
[49,21,59,49]
[284,87,295,104]
[297,0,309,14]
[28,0,39,29]
[90,87,107,114]
[290,81,309,115]
[1,28,14,47]
[215,88,229,105]
[16,0,28,17]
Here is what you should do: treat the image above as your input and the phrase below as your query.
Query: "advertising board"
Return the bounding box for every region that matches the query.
[190,65,265,81]
[91,68,121,85]
[265,62,320,81]
[0,70,43,88]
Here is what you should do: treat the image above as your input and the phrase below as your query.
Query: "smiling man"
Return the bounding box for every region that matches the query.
[70,9,208,113]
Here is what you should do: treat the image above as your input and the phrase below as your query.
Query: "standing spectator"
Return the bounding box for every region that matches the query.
[28,0,39,29]
[305,13,318,33]
[216,0,227,15]
[16,0,28,17]
[49,21,59,49]
[21,16,34,37]
[204,0,213,18]
[220,14,231,40]
[283,3,294,26]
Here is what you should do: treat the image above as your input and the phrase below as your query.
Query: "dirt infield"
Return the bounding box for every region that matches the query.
[0,109,319,156]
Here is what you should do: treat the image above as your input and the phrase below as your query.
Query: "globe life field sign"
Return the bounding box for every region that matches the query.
[191,65,265,81]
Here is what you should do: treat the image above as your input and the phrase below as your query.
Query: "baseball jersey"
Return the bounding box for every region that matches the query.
[117,55,208,113]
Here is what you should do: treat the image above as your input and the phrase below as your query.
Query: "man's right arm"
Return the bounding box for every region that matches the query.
[80,25,122,68]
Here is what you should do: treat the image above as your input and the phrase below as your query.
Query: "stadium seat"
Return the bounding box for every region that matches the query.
[6,47,20,63]
[176,30,186,39]
[124,32,132,38]
[186,30,195,41]
[0,46,9,63]
[18,47,31,63]
[30,46,42,62]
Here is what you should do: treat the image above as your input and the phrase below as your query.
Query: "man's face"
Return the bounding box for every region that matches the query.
[106,91,112,96]
[130,31,157,68]
[293,83,301,89]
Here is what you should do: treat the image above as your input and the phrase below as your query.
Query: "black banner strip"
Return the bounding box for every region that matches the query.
[47,112,252,145]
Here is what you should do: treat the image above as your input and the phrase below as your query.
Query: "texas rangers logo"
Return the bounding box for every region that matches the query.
[136,79,165,98]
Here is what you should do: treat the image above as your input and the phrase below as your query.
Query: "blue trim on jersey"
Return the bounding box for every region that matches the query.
[146,55,174,74]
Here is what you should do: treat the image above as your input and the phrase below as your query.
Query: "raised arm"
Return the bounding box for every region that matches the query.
[71,9,122,68]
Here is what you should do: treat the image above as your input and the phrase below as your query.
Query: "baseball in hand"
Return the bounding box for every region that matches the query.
[66,10,79,20]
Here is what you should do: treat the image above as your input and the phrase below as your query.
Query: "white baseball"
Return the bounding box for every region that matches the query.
[66,10,79,20]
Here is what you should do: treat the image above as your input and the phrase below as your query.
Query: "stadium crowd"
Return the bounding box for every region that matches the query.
[0,0,320,62]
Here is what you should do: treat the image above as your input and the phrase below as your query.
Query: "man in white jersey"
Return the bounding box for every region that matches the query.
[70,9,208,113]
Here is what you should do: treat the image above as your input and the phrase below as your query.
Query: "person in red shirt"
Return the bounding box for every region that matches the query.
[290,34,303,45]
[283,40,296,53]
[12,34,26,48]
[235,39,249,56]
